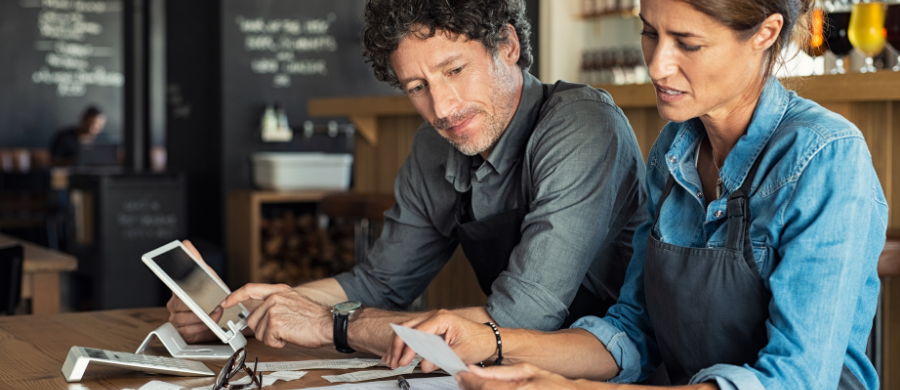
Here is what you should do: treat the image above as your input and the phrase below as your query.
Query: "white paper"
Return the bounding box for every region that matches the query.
[304,376,459,390]
[254,358,384,372]
[189,370,307,390]
[389,324,470,376]
[268,370,308,381]
[138,381,186,390]
[322,356,422,383]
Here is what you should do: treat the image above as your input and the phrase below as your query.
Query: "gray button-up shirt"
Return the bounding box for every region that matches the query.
[335,72,647,331]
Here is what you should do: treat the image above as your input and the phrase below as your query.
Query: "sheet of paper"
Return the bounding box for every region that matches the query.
[321,356,422,383]
[389,323,470,376]
[189,370,307,390]
[138,381,186,390]
[268,370,308,381]
[304,376,459,390]
[254,358,384,372]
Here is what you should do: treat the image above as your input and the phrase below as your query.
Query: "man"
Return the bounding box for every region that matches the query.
[49,106,107,166]
[169,0,646,356]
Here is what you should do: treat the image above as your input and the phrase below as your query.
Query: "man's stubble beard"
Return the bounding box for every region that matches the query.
[435,56,517,156]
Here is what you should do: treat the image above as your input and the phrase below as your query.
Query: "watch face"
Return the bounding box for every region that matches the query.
[334,301,361,313]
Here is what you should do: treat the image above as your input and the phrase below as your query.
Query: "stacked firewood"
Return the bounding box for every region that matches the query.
[258,210,355,286]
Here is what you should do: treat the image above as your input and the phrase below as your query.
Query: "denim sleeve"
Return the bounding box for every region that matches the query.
[488,100,646,331]
[570,134,669,383]
[698,138,885,390]
[335,148,458,310]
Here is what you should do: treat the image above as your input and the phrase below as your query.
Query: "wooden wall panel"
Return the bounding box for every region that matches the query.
[892,102,900,232]
[425,249,488,310]
[353,136,378,193]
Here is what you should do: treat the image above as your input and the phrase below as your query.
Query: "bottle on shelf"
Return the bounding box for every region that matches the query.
[260,103,293,142]
[579,46,648,86]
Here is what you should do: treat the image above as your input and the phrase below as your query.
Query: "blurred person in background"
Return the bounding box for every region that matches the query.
[49,106,106,166]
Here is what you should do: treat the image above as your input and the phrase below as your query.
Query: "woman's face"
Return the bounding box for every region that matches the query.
[640,0,773,123]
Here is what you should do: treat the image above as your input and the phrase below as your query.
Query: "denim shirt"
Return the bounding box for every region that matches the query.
[572,78,887,390]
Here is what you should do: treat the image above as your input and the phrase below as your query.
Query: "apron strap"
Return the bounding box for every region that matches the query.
[724,152,766,273]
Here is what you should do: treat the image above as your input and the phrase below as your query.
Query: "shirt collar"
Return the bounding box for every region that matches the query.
[668,77,790,195]
[445,71,544,190]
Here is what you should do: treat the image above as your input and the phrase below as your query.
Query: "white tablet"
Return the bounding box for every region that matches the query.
[142,240,250,344]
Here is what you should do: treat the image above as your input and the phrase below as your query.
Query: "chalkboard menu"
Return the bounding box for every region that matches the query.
[221,0,399,191]
[70,173,185,310]
[0,0,123,147]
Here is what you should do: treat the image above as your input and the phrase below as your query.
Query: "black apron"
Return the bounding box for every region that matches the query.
[644,148,865,388]
[451,105,614,329]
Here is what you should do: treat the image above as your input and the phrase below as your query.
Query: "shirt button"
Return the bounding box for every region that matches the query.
[696,190,703,198]
[714,210,724,218]
[669,155,677,164]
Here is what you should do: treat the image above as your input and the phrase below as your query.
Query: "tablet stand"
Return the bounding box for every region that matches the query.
[136,322,247,360]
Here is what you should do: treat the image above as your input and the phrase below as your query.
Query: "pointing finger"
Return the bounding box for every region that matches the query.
[221,283,291,308]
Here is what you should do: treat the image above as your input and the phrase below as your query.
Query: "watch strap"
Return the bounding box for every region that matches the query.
[333,313,355,353]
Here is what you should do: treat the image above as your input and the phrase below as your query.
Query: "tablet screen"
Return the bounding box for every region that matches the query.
[153,246,244,332]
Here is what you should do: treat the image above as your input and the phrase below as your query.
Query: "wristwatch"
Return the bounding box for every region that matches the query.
[332,301,361,353]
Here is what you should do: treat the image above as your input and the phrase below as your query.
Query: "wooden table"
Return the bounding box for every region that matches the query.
[0,307,437,389]
[0,232,77,314]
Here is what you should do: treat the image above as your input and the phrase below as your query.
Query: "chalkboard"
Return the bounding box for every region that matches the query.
[221,0,400,191]
[70,173,185,309]
[0,0,123,148]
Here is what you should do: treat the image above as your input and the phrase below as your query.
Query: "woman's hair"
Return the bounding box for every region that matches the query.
[681,0,816,78]
[362,0,533,89]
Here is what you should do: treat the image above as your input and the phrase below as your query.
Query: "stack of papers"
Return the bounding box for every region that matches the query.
[130,370,307,390]
[322,356,422,383]
[307,376,460,390]
[254,358,384,372]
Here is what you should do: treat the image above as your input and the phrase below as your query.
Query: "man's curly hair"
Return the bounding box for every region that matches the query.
[363,0,533,89]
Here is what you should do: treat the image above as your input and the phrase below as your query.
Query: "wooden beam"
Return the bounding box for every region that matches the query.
[594,72,900,108]
[350,115,378,146]
[308,95,419,117]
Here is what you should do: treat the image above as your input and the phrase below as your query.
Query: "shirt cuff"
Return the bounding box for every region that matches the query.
[690,364,765,390]
[570,316,642,383]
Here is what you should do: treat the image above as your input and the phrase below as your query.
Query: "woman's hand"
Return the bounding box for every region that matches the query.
[456,363,588,390]
[383,309,498,372]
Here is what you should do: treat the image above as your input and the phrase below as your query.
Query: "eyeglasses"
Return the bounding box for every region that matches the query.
[213,348,264,390]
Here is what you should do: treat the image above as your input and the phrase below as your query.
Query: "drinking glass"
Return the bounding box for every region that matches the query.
[886,3,900,70]
[826,11,854,73]
[848,2,888,73]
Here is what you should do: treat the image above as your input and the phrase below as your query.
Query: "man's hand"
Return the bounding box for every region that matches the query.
[384,309,497,372]
[220,283,332,349]
[456,364,587,390]
[167,294,222,343]
[165,240,223,343]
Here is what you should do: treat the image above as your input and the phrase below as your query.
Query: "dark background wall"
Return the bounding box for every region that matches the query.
[164,0,223,248]
[0,0,124,147]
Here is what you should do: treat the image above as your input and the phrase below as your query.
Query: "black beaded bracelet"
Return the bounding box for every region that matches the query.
[483,322,504,365]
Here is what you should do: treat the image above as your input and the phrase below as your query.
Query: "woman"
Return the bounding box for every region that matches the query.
[383,0,887,388]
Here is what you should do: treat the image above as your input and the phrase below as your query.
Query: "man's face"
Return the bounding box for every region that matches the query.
[389,29,522,157]
[83,114,106,135]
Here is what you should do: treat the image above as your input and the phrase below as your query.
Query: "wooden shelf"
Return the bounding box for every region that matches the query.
[580,8,638,19]
[225,190,343,288]
[595,71,900,108]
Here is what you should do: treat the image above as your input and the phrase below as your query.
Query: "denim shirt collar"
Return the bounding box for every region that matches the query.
[667,77,790,197]
[445,71,544,192]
